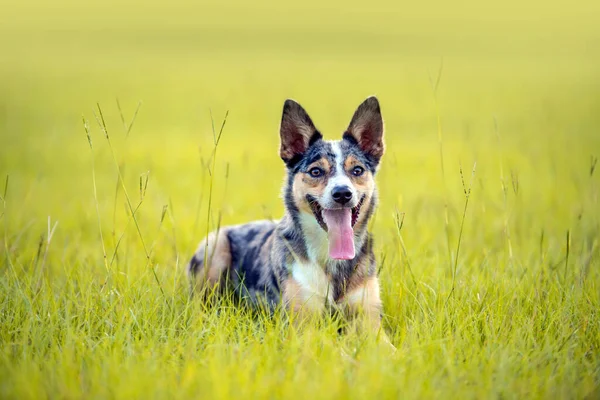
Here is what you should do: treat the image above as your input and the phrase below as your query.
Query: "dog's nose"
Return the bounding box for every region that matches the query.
[332,186,353,205]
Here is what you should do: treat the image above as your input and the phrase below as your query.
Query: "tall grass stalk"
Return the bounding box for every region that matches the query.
[35,216,59,290]
[447,162,476,301]
[494,118,514,262]
[93,103,167,300]
[563,230,571,283]
[82,116,109,274]
[0,175,7,220]
[111,99,142,246]
[202,110,229,287]
[429,59,453,271]
[116,98,142,138]
[108,174,148,270]
[1,175,16,280]
[394,208,416,286]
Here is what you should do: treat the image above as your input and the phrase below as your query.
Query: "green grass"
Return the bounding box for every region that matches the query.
[1,0,600,398]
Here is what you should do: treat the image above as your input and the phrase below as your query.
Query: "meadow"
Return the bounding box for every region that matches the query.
[1,0,599,398]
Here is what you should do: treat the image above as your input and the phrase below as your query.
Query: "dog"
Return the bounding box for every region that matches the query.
[188,96,392,346]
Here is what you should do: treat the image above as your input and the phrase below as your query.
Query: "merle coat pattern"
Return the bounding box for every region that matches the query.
[188,96,390,339]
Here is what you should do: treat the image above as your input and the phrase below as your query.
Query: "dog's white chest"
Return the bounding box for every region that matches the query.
[290,261,334,310]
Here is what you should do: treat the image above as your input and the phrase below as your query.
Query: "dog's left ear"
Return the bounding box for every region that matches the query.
[279,99,322,165]
[343,96,385,164]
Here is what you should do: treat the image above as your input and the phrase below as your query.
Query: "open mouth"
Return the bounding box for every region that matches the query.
[307,194,365,232]
[306,194,365,260]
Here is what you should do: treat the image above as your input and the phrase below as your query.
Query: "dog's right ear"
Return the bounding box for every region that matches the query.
[279,99,322,166]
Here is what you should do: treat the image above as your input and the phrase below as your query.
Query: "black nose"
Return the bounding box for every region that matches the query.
[332,186,353,205]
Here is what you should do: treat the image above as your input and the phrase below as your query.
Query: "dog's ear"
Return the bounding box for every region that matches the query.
[280,99,322,165]
[343,96,384,164]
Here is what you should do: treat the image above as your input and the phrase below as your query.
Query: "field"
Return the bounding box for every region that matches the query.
[1,0,600,398]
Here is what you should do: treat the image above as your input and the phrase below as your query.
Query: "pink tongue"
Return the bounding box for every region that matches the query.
[322,208,355,260]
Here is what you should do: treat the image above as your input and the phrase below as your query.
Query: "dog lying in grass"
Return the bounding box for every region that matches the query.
[188,96,393,348]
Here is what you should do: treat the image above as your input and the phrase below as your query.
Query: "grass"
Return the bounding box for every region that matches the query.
[1,0,600,398]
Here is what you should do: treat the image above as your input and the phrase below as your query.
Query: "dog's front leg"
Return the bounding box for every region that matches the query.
[282,278,325,330]
[341,276,397,354]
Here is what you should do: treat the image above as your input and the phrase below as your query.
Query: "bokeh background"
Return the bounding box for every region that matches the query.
[1,0,599,398]
[2,0,599,257]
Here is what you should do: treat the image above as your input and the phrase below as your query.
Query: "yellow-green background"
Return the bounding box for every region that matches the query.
[1,1,599,398]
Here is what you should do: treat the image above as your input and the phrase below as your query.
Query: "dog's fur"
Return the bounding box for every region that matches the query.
[188,96,389,340]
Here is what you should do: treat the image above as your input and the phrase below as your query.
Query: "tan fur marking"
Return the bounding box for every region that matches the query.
[342,154,375,227]
[192,230,232,293]
[341,276,385,341]
[283,278,304,311]
[282,278,321,325]
[344,155,374,192]
[292,159,331,214]
[341,276,382,315]
[340,275,395,351]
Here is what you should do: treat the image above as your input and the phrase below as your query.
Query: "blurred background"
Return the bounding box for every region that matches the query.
[0,0,599,272]
[1,2,600,397]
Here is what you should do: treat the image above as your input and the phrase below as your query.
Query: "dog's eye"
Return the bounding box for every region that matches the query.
[352,166,365,176]
[308,167,324,178]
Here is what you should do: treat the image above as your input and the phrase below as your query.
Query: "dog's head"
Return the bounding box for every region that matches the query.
[279,96,384,260]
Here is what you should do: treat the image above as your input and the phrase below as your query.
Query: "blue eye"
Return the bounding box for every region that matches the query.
[309,167,324,178]
[352,166,365,176]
